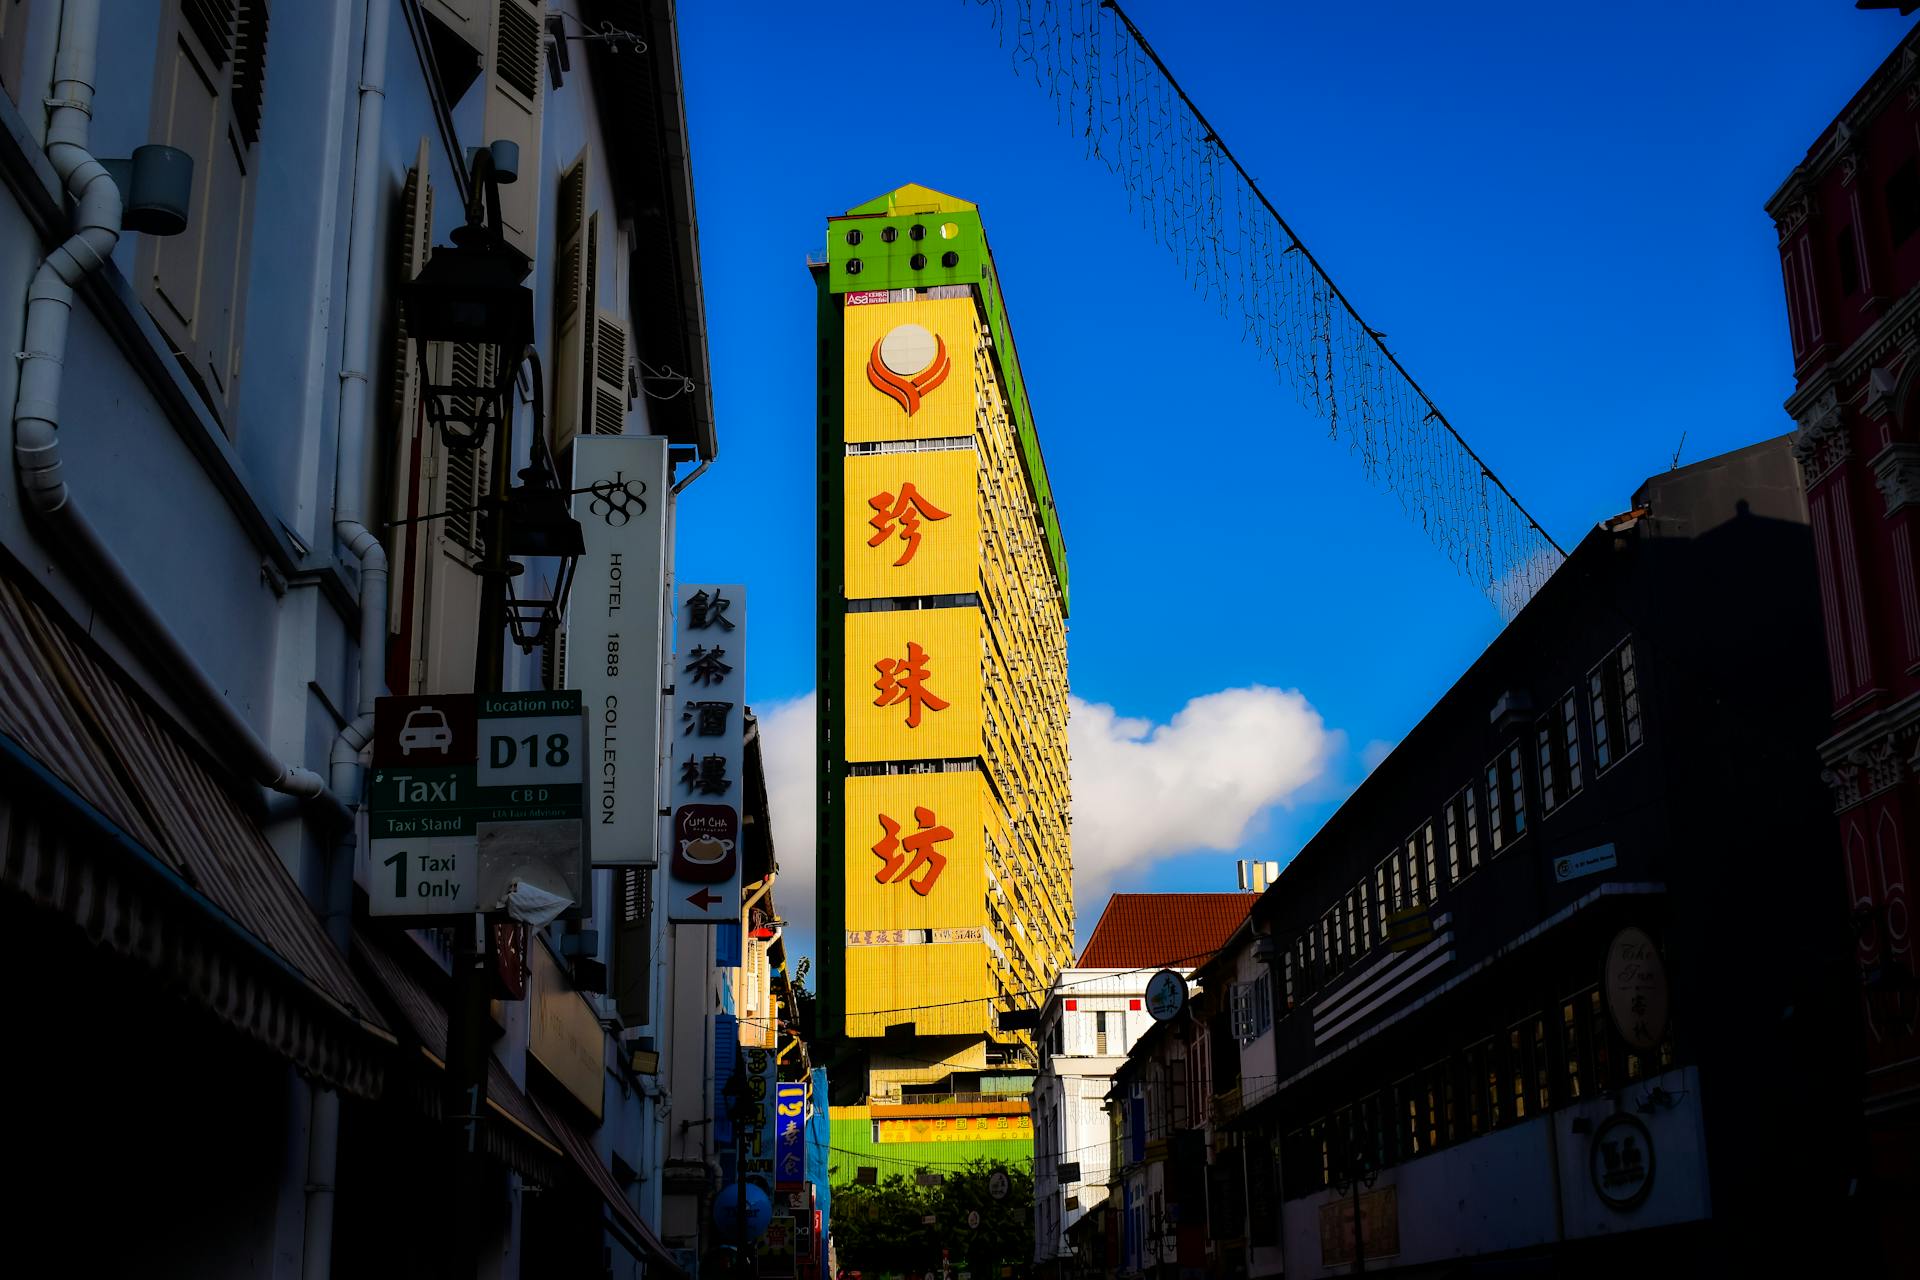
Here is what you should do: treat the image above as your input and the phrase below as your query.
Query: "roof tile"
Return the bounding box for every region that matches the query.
[1077,892,1254,970]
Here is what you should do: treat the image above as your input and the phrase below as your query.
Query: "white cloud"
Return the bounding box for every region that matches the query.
[756,684,1341,964]
[1361,738,1396,773]
[1068,686,1338,896]
[755,692,818,958]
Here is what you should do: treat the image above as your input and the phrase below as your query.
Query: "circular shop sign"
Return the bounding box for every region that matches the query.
[967,1210,981,1229]
[988,1169,1010,1201]
[1589,1113,1656,1210]
[1145,969,1189,1022]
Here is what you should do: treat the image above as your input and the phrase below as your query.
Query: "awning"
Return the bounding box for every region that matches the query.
[531,1092,686,1277]
[0,571,393,1096]
[352,925,569,1186]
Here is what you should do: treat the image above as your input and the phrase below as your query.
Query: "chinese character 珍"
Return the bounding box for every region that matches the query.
[681,754,732,795]
[685,645,732,687]
[686,588,735,631]
[873,641,949,728]
[871,806,953,896]
[683,700,735,736]
[866,483,951,567]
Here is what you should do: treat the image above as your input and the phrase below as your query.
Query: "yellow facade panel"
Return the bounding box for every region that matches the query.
[844,449,980,600]
[841,296,981,444]
[844,772,994,1039]
[844,607,981,762]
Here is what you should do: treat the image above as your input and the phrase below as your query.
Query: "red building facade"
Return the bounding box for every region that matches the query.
[1768,28,1920,1273]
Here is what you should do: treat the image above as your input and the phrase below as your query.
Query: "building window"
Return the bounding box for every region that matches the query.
[1374,864,1392,939]
[1404,832,1428,906]
[1589,638,1643,773]
[1394,1075,1422,1159]
[1096,1011,1109,1056]
[1889,156,1920,246]
[1232,979,1271,1045]
[1465,1038,1500,1134]
[1509,1016,1549,1121]
[1464,785,1483,874]
[1485,758,1506,853]
[1589,666,1613,771]
[1618,642,1643,750]
[1507,742,1528,839]
[1536,718,1558,814]
[1421,822,1439,898]
[1561,690,1584,797]
[139,0,275,428]
[1445,801,1463,884]
[1354,882,1372,954]
[1296,937,1310,999]
[1282,951,1295,1011]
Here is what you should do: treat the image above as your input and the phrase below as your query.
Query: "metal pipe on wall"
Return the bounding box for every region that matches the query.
[8,0,336,813]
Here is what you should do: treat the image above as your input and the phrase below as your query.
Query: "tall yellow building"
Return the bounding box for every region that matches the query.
[813,186,1073,1144]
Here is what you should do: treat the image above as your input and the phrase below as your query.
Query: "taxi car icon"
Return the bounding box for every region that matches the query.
[398,707,454,756]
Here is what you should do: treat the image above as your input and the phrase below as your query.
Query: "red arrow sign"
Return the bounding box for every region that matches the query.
[686,887,724,910]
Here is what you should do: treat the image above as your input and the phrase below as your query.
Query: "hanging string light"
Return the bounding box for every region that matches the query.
[968,0,1565,618]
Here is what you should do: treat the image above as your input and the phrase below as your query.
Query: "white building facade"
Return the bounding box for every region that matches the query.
[0,1,713,1274]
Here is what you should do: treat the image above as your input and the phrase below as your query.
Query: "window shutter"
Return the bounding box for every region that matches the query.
[140,0,267,427]
[416,341,495,694]
[388,141,435,685]
[0,0,33,102]
[483,0,545,259]
[551,147,591,456]
[590,310,630,436]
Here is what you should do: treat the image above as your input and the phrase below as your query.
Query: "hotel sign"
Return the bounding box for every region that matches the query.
[570,435,670,865]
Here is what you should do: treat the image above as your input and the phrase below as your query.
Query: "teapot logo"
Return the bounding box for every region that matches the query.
[672,803,738,883]
[866,323,951,416]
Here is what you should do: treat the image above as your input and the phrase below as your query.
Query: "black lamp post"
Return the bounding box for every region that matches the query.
[725,1062,755,1280]
[1329,1124,1378,1275]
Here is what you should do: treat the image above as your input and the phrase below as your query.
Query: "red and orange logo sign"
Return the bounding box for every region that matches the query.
[866,323,951,416]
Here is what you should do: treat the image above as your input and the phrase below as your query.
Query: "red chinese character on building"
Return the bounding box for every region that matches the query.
[871,806,953,896]
[873,641,950,728]
[866,483,951,567]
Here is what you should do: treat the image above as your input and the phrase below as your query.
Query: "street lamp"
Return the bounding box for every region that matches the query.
[1329,1127,1378,1275]
[402,139,582,671]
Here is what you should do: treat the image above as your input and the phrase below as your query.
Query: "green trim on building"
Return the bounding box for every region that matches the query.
[827,1115,1031,1189]
[814,263,848,1057]
[825,186,1069,615]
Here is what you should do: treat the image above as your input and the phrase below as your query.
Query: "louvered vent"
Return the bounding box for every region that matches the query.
[233,0,270,147]
[442,343,491,553]
[184,0,234,65]
[592,313,627,435]
[495,0,540,100]
[556,160,586,324]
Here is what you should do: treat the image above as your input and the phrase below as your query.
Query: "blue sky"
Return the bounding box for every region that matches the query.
[671,1,1912,956]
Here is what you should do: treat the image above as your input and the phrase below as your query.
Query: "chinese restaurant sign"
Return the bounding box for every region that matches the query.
[570,434,670,866]
[668,584,745,922]
[776,1081,807,1187]
[367,692,585,917]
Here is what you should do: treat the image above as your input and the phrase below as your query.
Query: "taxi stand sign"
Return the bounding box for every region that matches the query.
[668,584,745,923]
[367,691,587,917]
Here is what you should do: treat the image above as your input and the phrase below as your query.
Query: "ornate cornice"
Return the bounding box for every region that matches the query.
[1874,442,1920,517]
[1792,387,1851,487]
[1784,290,1920,425]
[1823,736,1910,814]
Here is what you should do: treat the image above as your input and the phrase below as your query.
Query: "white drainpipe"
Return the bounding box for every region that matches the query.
[10,0,332,807]
[306,3,397,1277]
[326,0,392,805]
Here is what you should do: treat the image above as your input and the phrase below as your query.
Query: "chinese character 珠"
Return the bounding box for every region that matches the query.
[873,641,949,728]
[683,700,735,737]
[867,483,951,567]
[681,754,732,796]
[871,806,953,896]
[685,645,732,688]
[686,588,734,631]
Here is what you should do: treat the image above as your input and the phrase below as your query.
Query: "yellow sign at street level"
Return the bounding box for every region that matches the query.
[875,1114,1032,1143]
[844,607,981,762]
[844,449,979,600]
[1386,905,1435,953]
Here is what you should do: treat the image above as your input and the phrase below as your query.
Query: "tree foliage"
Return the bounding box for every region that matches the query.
[832,1161,1034,1280]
